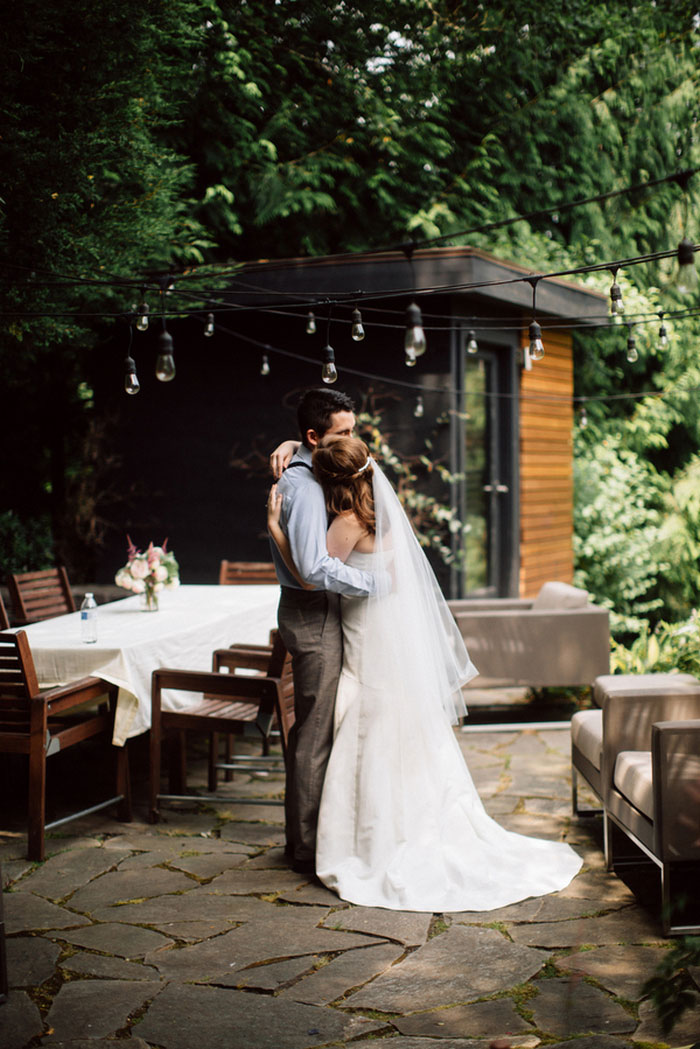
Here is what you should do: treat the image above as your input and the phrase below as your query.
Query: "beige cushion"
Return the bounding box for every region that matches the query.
[614,751,653,819]
[571,709,603,769]
[532,581,589,610]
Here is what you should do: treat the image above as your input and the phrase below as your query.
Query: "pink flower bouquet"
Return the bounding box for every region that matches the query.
[115,537,180,610]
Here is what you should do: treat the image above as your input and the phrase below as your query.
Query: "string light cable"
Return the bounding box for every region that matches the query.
[211,317,700,413]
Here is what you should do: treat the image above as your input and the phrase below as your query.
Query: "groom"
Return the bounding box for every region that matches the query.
[270,388,379,874]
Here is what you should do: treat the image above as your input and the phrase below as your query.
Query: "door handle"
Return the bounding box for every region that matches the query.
[483,483,509,493]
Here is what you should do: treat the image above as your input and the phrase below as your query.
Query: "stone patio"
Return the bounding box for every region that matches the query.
[2,723,700,1049]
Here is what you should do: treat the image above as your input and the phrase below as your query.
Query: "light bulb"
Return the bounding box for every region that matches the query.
[155,330,176,381]
[260,354,270,376]
[675,237,698,294]
[658,322,668,351]
[204,312,215,337]
[351,307,365,341]
[610,280,625,316]
[414,395,424,418]
[579,406,588,429]
[135,301,150,332]
[405,346,417,367]
[321,345,338,384]
[306,311,317,334]
[528,320,545,361]
[467,330,478,354]
[124,355,140,395]
[405,302,427,357]
[626,335,638,363]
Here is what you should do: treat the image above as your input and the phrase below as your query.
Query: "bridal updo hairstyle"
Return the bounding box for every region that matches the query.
[312,437,376,535]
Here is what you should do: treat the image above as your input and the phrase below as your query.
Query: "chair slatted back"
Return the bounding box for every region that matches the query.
[7,567,76,625]
[0,631,38,702]
[0,593,9,630]
[219,560,278,585]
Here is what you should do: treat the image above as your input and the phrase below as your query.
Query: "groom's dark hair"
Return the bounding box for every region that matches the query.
[297,388,355,447]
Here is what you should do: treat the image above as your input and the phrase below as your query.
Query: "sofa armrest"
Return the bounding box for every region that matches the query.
[448,598,533,613]
[652,719,700,861]
[602,688,700,800]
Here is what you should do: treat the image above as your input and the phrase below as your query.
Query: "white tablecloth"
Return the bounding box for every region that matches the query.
[18,585,280,745]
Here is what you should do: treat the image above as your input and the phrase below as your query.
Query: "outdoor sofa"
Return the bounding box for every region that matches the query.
[571,672,700,936]
[448,580,610,689]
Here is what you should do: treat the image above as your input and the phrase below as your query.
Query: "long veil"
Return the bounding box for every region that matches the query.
[358,459,478,724]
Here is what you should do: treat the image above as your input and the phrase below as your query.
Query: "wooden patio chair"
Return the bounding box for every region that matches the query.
[0,593,9,630]
[209,628,295,790]
[218,560,278,585]
[149,668,283,821]
[0,630,131,861]
[7,567,76,625]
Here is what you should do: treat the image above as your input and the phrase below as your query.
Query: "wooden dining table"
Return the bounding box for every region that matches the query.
[15,584,280,745]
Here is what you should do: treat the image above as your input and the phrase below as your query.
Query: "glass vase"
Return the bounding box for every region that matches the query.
[140,588,159,612]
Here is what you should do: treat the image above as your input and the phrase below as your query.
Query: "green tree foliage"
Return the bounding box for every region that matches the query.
[0,0,208,569]
[2,0,700,586]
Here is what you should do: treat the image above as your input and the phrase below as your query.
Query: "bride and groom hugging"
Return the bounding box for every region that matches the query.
[267,387,582,912]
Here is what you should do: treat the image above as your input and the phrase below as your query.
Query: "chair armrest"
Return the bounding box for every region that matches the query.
[38,676,118,714]
[652,719,700,861]
[152,667,280,736]
[602,688,700,799]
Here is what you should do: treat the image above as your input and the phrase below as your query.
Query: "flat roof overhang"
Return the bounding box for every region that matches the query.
[227,245,607,323]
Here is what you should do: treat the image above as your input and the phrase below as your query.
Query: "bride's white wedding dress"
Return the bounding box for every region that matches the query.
[316,540,582,913]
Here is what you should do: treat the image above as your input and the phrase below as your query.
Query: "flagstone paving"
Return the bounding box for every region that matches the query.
[2,724,699,1049]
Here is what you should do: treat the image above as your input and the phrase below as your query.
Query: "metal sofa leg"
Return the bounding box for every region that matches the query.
[571,765,579,816]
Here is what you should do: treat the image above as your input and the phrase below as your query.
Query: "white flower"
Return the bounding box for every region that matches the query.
[165,577,180,589]
[131,578,146,593]
[154,564,169,583]
[154,581,165,593]
[130,558,149,580]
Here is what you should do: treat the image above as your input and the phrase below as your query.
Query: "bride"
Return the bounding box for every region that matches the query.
[267,436,582,912]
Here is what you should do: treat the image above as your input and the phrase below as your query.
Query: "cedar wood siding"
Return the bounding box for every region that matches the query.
[519,326,574,597]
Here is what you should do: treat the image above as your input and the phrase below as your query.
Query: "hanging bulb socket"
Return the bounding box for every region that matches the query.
[204,312,215,337]
[404,302,427,358]
[657,314,668,351]
[321,345,338,384]
[155,329,176,382]
[414,395,424,418]
[351,307,365,342]
[610,280,625,316]
[135,298,150,332]
[260,353,270,376]
[124,355,140,395]
[675,237,698,294]
[306,311,317,335]
[466,330,478,354]
[528,320,545,361]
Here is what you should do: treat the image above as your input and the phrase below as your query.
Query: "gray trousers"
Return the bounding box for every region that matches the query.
[277,587,342,864]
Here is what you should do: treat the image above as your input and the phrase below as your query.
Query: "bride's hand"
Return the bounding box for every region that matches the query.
[270,439,300,480]
[267,484,283,528]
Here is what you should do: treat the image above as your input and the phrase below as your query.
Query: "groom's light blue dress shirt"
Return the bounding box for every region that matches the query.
[270,445,377,596]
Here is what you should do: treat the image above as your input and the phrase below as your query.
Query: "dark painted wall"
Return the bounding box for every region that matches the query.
[91,303,455,585]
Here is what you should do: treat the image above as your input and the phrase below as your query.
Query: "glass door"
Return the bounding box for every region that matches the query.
[455,333,518,598]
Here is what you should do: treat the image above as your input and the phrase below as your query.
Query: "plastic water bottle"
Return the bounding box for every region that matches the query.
[80,593,98,644]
